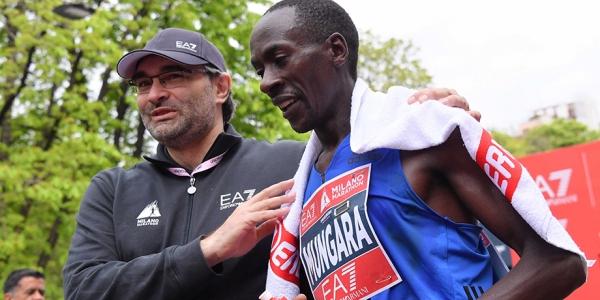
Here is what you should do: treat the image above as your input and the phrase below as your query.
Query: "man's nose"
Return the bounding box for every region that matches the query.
[259,68,283,97]
[145,78,169,103]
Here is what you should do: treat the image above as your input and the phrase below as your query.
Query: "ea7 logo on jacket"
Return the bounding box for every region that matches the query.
[176,41,197,52]
[220,189,256,210]
[137,200,161,226]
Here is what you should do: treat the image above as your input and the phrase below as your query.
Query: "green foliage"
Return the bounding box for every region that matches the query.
[489,130,531,157]
[358,30,432,91]
[491,119,600,157]
[523,118,600,153]
[0,1,432,298]
[0,0,281,298]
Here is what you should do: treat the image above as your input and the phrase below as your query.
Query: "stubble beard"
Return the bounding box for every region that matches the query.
[289,105,315,134]
[142,84,216,149]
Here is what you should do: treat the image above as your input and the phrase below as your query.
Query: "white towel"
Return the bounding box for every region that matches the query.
[261,78,587,300]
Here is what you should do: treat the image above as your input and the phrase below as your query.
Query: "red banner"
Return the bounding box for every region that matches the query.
[511,141,600,299]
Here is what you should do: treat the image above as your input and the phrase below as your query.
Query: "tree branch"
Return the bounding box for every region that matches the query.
[113,80,130,149]
[133,114,146,158]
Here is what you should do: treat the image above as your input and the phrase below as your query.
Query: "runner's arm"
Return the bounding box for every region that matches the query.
[438,129,585,299]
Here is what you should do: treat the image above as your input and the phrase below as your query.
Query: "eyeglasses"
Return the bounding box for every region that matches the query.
[128,69,214,94]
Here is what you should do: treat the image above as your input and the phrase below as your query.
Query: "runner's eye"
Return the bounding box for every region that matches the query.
[274,55,287,66]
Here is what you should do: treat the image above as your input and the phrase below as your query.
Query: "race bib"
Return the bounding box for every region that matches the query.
[300,164,400,300]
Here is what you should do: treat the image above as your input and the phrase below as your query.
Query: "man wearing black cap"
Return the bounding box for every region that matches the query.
[62,28,475,300]
[63,27,305,300]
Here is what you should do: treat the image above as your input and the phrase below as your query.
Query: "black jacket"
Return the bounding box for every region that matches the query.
[63,124,305,300]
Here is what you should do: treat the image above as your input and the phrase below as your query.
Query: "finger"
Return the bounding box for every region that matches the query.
[410,88,458,104]
[249,191,296,213]
[422,88,457,102]
[246,179,294,205]
[255,218,278,241]
[408,91,433,104]
[440,95,469,110]
[407,94,419,104]
[468,110,482,122]
[246,205,292,231]
[293,294,308,300]
[407,88,433,104]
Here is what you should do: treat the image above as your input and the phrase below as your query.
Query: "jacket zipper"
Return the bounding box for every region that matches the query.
[183,177,196,244]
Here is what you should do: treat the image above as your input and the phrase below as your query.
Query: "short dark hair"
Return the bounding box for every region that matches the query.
[266,0,359,80]
[3,268,44,294]
[204,65,236,123]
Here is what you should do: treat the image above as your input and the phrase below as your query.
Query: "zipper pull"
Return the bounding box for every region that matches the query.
[187,177,197,194]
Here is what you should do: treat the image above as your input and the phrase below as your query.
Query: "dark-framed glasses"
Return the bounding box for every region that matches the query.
[128,68,214,94]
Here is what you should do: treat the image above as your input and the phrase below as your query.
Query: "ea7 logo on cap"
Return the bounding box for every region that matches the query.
[176,41,197,52]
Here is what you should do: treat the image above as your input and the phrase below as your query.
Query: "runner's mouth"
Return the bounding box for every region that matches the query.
[280,99,297,112]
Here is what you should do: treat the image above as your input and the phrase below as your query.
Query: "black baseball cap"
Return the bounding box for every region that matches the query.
[117,28,227,78]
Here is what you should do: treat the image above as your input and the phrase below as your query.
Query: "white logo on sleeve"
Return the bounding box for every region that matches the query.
[176,41,197,52]
[137,200,161,226]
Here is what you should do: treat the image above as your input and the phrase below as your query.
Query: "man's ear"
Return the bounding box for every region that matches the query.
[214,73,232,105]
[327,32,349,68]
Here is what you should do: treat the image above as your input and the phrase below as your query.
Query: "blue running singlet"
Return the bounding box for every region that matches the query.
[304,135,494,300]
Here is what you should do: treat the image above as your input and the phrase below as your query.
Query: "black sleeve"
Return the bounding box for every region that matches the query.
[62,172,219,300]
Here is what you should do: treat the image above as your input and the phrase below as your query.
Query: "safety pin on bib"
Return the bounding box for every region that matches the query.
[334,201,350,217]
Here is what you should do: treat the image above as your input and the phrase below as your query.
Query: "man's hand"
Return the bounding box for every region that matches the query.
[200,179,296,267]
[408,87,481,122]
